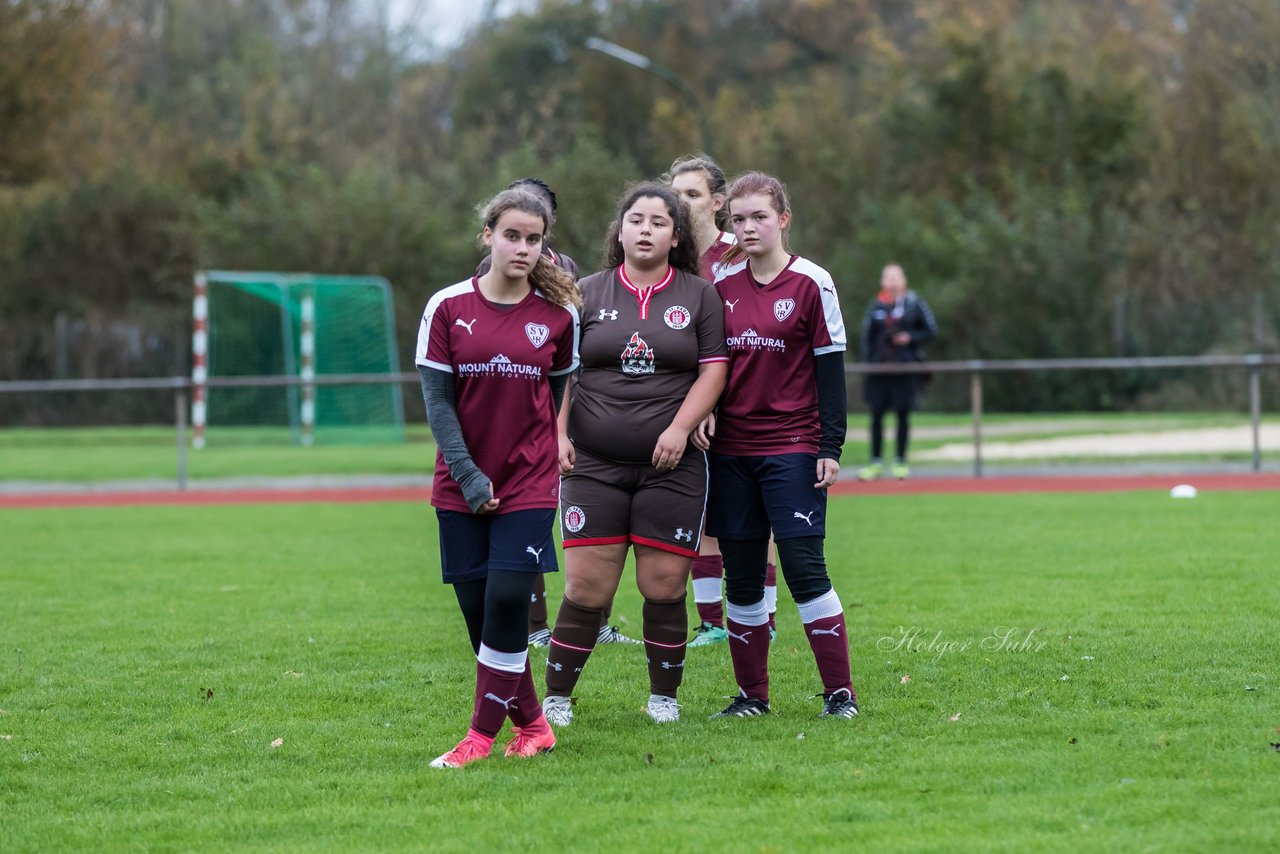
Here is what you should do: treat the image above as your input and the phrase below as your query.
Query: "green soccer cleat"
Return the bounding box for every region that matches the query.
[891,462,910,480]
[857,462,883,481]
[688,622,728,647]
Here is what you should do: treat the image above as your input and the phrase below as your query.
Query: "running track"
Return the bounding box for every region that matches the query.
[3,473,1278,510]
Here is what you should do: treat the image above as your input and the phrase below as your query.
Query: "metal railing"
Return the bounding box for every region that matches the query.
[2,354,1276,488]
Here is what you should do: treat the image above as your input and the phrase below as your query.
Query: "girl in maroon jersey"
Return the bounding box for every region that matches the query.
[416,187,582,767]
[542,183,728,726]
[667,154,783,646]
[704,171,859,720]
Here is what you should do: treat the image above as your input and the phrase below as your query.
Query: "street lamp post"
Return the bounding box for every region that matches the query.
[584,37,711,151]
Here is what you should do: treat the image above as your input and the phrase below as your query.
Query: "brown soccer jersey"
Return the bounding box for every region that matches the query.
[569,266,727,464]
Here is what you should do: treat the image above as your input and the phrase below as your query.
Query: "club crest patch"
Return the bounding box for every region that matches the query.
[620,332,656,375]
[524,322,550,348]
[564,505,586,533]
[663,305,692,330]
[773,299,795,322]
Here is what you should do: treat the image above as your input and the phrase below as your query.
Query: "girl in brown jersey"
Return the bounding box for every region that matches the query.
[542,183,728,726]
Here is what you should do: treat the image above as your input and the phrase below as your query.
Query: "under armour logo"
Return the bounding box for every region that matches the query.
[526,545,544,562]
[674,528,693,542]
[724,299,739,313]
[809,626,841,637]
[794,510,816,526]
[548,661,563,672]
[599,309,619,320]
[484,692,518,711]
[726,628,751,643]
[661,660,685,670]
[455,318,477,334]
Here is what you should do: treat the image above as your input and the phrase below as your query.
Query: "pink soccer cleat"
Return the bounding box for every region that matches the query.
[429,729,493,769]
[503,719,556,758]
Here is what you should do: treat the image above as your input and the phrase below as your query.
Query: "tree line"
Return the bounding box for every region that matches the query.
[2,0,1277,425]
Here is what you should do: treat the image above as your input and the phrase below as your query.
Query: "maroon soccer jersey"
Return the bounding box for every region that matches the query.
[570,266,728,463]
[415,278,580,513]
[699,231,736,282]
[713,255,847,455]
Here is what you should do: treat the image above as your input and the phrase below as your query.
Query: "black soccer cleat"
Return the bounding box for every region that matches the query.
[818,688,859,719]
[710,693,771,718]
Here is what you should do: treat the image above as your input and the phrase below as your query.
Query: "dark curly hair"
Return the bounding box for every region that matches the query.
[599,182,700,277]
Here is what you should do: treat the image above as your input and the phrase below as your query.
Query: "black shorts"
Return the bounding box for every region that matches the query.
[560,445,707,558]
[863,373,921,412]
[706,452,827,541]
[436,508,558,584]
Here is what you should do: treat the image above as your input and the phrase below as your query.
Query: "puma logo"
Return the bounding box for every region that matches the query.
[526,545,543,562]
[726,628,752,643]
[455,318,477,334]
[484,692,518,711]
[809,626,841,637]
[724,299,739,313]
[548,661,563,672]
[794,511,816,526]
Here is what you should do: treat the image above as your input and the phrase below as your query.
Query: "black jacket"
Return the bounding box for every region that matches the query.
[860,291,938,364]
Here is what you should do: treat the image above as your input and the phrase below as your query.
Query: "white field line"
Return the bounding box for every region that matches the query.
[916,425,1280,461]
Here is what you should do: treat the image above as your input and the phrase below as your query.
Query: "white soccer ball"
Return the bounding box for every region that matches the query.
[1170,484,1198,499]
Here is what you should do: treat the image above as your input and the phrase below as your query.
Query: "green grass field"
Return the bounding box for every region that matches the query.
[2,491,1277,851]
[0,412,1258,483]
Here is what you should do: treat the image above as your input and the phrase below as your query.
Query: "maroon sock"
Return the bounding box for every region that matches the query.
[528,574,549,634]
[725,600,771,702]
[546,596,601,696]
[803,613,855,696]
[508,658,543,727]
[643,597,687,697]
[471,661,522,739]
[691,554,725,626]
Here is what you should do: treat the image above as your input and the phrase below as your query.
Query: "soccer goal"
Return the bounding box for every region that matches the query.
[192,271,405,447]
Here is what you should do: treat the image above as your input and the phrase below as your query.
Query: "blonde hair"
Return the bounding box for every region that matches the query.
[478,188,581,308]
[719,171,793,268]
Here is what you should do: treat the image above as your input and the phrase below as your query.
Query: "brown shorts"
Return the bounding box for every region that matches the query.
[560,445,707,558]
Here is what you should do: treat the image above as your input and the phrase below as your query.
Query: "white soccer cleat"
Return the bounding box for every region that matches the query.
[646,695,681,723]
[597,624,641,645]
[542,694,574,727]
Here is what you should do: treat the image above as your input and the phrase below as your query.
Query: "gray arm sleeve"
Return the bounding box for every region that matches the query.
[419,365,493,512]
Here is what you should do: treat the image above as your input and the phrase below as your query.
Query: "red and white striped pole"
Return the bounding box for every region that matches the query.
[300,293,315,446]
[192,272,208,449]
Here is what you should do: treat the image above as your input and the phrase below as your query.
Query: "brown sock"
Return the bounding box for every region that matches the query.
[598,599,613,631]
[546,596,601,696]
[642,596,688,697]
[528,574,549,634]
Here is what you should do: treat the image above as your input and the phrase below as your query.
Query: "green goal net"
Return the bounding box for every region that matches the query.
[195,271,405,445]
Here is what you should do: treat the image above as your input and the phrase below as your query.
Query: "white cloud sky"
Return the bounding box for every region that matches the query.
[382,0,536,54]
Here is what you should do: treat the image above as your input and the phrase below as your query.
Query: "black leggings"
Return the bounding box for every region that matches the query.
[452,570,537,655]
[722,536,832,606]
[870,407,910,461]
